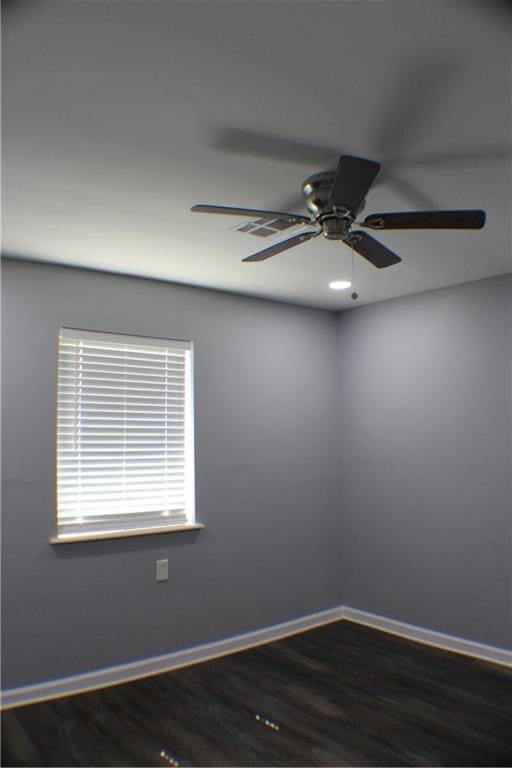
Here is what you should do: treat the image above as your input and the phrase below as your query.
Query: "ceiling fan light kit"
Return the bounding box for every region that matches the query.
[191,155,486,269]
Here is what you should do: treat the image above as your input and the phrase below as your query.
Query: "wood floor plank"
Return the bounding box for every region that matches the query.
[2,620,511,766]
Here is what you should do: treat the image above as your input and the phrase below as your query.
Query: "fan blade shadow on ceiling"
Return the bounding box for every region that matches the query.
[271,192,308,214]
[210,53,508,211]
[467,0,512,20]
[489,0,512,15]
[2,0,34,21]
[370,55,510,173]
[391,145,511,172]
[211,128,339,168]
[212,126,440,209]
[384,175,439,210]
[211,57,463,180]
[370,57,461,163]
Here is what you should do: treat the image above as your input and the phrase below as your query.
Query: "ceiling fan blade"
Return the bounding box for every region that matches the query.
[362,210,486,230]
[344,231,401,269]
[242,231,320,263]
[328,155,381,215]
[191,204,311,225]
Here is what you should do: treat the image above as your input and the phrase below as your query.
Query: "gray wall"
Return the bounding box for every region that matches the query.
[1,258,341,689]
[2,260,511,691]
[337,275,511,649]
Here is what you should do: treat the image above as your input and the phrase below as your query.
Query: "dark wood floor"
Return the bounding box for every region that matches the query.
[2,620,512,767]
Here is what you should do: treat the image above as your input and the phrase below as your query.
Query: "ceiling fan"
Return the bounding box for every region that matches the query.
[191,155,485,268]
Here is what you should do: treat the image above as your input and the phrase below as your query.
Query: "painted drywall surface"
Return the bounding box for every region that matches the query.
[337,275,512,649]
[3,260,511,692]
[1,259,342,689]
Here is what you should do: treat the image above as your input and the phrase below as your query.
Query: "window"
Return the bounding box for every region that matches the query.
[54,328,197,542]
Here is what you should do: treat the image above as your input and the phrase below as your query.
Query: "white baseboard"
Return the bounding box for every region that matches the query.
[0,606,345,710]
[2,604,510,710]
[344,606,512,667]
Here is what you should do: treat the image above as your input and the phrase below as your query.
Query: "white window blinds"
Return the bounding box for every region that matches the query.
[56,328,195,540]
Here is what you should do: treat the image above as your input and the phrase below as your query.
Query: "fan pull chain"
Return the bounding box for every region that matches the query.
[350,241,358,301]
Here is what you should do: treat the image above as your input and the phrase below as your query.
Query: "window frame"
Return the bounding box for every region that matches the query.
[51,327,202,544]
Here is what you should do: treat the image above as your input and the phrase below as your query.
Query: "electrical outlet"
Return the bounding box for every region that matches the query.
[156,558,169,582]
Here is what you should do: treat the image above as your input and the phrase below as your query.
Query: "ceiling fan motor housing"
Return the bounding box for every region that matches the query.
[302,171,336,215]
[302,171,364,240]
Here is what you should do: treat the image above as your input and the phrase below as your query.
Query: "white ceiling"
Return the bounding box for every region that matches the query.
[2,0,511,310]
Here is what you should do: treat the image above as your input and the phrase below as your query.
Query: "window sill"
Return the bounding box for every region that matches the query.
[50,523,204,544]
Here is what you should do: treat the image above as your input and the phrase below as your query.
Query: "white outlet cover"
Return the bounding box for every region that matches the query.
[156,559,169,582]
